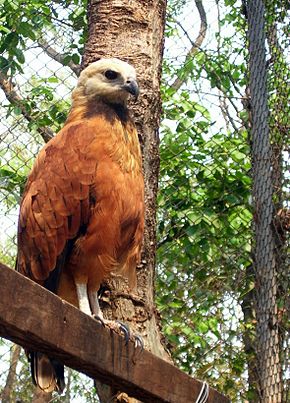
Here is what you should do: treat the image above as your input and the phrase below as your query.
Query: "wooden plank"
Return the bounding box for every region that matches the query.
[0,263,229,403]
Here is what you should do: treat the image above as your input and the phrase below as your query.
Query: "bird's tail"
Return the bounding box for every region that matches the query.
[30,352,65,394]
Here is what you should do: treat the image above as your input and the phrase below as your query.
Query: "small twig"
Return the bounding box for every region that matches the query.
[170,0,208,91]
[37,38,80,76]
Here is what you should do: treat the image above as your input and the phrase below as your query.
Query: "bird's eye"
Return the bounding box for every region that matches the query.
[104,70,119,80]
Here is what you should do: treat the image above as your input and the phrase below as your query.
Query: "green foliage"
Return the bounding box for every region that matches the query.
[0,0,87,75]
[0,0,86,145]
[157,87,252,399]
[0,0,86,207]
[157,1,255,401]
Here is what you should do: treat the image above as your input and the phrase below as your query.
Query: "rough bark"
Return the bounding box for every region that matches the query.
[81,0,169,401]
[266,14,289,403]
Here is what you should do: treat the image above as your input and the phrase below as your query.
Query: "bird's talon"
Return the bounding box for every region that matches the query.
[93,314,105,327]
[116,320,130,344]
[134,335,144,351]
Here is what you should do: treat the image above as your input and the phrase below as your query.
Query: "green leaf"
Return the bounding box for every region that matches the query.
[0,25,10,34]
[62,54,72,65]
[47,76,59,83]
[13,106,22,116]
[231,150,246,162]
[0,55,9,73]
[0,31,19,52]
[197,322,209,334]
[14,48,25,64]
[71,53,80,64]
[168,300,183,308]
[18,22,36,40]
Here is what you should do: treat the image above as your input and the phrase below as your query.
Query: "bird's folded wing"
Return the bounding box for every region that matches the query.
[17,120,102,282]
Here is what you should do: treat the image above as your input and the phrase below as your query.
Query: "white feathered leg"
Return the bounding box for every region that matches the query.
[76,283,91,315]
[88,290,104,320]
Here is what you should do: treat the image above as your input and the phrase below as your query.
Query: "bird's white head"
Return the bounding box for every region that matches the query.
[75,58,139,105]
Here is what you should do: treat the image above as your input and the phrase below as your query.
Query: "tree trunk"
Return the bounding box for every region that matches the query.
[247,1,282,401]
[32,388,52,403]
[82,0,169,401]
[1,344,21,402]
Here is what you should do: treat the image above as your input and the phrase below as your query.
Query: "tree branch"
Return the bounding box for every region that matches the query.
[0,72,54,143]
[170,0,207,91]
[32,387,52,403]
[37,38,81,77]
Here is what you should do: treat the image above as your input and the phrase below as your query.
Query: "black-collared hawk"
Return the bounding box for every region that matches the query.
[17,58,144,393]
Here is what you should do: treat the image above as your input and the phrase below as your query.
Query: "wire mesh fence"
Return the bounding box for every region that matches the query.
[0,0,289,402]
[247,1,287,401]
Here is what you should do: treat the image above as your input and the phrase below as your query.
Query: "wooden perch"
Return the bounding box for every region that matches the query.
[0,263,229,403]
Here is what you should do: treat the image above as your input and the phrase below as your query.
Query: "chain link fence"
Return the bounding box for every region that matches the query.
[0,0,289,402]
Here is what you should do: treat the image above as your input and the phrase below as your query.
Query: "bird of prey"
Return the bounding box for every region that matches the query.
[17,58,144,393]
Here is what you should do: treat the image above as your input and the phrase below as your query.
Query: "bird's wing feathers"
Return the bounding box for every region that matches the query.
[17,120,99,282]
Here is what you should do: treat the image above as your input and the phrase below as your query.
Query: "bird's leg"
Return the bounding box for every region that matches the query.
[75,283,91,315]
[88,290,105,324]
[88,290,130,343]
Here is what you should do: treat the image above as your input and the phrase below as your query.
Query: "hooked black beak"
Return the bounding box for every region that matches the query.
[122,79,139,100]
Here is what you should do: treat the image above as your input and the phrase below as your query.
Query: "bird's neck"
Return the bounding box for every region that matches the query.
[64,93,141,174]
[64,92,129,126]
